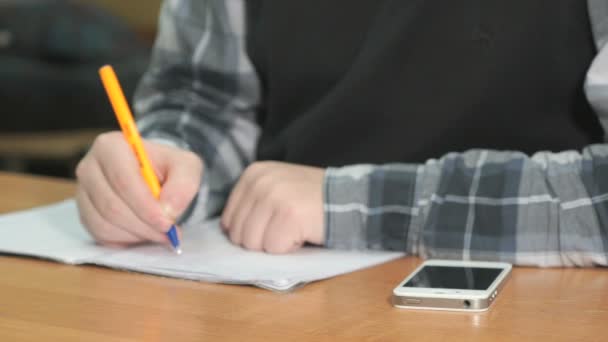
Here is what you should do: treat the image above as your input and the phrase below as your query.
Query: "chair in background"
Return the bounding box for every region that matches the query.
[0,0,151,177]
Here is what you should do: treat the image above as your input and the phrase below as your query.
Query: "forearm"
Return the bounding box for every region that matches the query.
[324,147,608,267]
[133,0,259,221]
[137,107,259,221]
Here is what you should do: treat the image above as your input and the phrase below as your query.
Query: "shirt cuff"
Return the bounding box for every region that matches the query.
[323,165,420,252]
[324,167,369,249]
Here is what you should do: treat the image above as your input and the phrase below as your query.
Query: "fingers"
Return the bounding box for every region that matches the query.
[221,163,288,253]
[222,165,267,245]
[76,131,205,248]
[262,213,303,254]
[221,176,247,233]
[220,178,247,243]
[90,133,171,232]
[76,187,143,246]
[228,196,256,246]
[221,163,302,254]
[221,163,266,231]
[76,157,168,244]
[152,144,204,221]
[220,161,326,254]
[240,203,275,251]
[224,190,295,253]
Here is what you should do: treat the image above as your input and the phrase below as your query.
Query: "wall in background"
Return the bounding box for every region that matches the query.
[80,0,163,37]
[0,0,163,178]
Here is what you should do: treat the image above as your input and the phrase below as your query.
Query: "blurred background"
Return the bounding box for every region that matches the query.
[0,0,162,178]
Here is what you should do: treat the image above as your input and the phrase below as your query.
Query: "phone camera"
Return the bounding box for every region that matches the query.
[463,300,471,309]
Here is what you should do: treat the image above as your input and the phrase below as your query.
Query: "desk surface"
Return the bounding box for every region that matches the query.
[0,172,606,341]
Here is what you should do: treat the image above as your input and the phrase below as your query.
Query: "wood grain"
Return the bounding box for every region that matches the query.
[0,172,607,341]
[0,172,75,214]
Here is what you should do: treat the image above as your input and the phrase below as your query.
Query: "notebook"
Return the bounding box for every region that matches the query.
[0,200,403,291]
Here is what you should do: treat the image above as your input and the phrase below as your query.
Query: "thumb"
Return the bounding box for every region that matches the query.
[147,142,204,222]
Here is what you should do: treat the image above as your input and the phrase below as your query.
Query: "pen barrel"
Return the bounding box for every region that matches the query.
[99,64,180,250]
[141,164,161,199]
[99,65,162,198]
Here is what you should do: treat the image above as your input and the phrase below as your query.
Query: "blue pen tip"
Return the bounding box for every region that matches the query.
[167,225,180,253]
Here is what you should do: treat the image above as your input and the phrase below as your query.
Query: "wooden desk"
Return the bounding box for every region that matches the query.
[0,172,606,341]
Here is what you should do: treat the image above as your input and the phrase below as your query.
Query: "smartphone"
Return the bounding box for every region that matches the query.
[392,259,512,312]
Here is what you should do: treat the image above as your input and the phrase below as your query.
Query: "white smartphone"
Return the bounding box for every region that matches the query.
[392,259,512,312]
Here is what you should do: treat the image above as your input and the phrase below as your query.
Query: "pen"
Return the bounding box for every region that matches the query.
[98,65,182,254]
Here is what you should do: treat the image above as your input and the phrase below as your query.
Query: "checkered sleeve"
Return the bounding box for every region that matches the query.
[133,0,260,224]
[325,147,608,267]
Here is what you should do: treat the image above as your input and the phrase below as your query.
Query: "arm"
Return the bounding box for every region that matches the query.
[326,39,608,267]
[325,147,608,267]
[133,0,260,223]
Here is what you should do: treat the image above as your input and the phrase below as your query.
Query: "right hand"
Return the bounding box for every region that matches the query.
[75,131,203,247]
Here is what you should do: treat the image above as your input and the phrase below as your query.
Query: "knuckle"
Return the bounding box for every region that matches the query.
[266,186,287,203]
[92,132,124,161]
[100,197,123,220]
[154,216,169,231]
[163,185,199,215]
[220,214,230,230]
[242,239,261,251]
[229,230,241,244]
[75,159,88,180]
[251,174,272,194]
[256,161,275,168]
[245,162,266,176]
[142,207,165,229]
[180,181,200,203]
[110,172,130,193]
[246,162,261,172]
[77,209,91,230]
[264,243,288,255]
[269,181,284,194]
[97,236,122,247]
[92,134,110,152]
[163,195,188,217]
[183,151,203,169]
[143,229,165,243]
[95,132,119,147]
[272,206,297,230]
[89,222,114,244]
[94,233,113,245]
[280,203,297,219]
[266,236,301,254]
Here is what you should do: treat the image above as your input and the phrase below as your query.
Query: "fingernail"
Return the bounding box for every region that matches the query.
[160,202,178,222]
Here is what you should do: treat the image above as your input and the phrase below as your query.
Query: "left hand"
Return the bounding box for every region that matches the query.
[221,161,325,254]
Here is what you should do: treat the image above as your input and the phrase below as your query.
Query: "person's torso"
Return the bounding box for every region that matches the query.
[247,0,603,167]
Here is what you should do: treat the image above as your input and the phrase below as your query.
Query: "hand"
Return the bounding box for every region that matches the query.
[75,131,203,247]
[221,161,325,254]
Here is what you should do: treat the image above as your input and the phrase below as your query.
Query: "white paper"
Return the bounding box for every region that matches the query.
[0,200,403,291]
[0,201,109,264]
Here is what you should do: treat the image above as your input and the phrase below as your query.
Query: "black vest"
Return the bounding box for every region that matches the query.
[247,0,603,167]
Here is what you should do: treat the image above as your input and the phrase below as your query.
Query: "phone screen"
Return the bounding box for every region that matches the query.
[402,266,503,290]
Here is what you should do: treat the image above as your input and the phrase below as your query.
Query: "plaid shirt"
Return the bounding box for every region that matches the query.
[135,0,608,267]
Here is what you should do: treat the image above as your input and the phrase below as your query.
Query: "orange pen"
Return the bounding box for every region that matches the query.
[99,65,181,254]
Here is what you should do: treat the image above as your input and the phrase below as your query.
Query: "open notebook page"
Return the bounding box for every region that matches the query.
[0,200,404,291]
[1,200,109,264]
